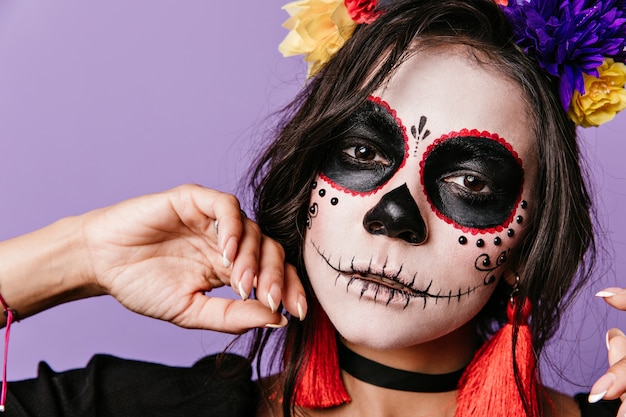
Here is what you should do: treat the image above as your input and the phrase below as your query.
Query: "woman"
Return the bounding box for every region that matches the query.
[2,0,626,416]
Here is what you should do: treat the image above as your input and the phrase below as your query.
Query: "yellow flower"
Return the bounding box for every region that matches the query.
[568,58,626,127]
[279,0,357,78]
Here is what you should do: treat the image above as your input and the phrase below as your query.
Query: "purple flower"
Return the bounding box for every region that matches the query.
[502,0,626,109]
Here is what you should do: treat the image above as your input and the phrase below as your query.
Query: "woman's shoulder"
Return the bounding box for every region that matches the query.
[9,353,258,417]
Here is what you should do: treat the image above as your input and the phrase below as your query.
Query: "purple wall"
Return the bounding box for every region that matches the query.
[0,0,623,395]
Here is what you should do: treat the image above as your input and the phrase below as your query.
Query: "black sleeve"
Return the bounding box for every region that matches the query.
[5,354,257,417]
[575,393,621,416]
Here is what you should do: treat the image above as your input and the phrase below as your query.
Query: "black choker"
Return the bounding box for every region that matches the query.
[338,342,465,392]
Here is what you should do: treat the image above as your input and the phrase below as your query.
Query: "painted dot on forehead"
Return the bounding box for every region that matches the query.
[421,129,524,233]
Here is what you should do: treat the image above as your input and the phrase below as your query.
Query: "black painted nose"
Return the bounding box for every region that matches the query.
[363,184,427,244]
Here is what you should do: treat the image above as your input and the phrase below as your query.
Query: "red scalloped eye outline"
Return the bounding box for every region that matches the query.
[419,128,525,235]
[320,95,410,196]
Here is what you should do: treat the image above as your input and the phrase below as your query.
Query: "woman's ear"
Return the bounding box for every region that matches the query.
[501,268,521,289]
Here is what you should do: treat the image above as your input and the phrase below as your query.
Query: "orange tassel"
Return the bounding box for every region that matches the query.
[455,299,544,417]
[294,305,351,409]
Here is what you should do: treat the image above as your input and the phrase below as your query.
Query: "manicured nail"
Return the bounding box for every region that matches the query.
[589,373,615,403]
[265,314,288,328]
[238,281,247,301]
[606,330,611,351]
[222,237,237,268]
[595,290,616,298]
[268,292,278,314]
[222,249,232,268]
[297,296,307,321]
[588,391,607,404]
[238,270,254,301]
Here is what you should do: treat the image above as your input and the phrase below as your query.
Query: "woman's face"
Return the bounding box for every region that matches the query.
[303,47,538,351]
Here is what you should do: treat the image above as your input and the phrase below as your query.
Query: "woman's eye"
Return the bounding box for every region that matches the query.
[343,144,389,165]
[444,174,491,194]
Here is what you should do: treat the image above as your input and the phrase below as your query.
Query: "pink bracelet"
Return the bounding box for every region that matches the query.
[0,294,17,412]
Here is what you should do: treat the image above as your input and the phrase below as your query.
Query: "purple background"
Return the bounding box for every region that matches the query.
[0,0,624,395]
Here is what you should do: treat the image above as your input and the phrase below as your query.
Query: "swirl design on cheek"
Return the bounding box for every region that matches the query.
[421,129,524,234]
[475,249,510,285]
[319,96,409,195]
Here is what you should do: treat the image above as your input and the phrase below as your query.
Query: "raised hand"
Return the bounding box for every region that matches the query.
[590,288,626,415]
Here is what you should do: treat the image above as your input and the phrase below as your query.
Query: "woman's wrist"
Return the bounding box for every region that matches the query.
[0,214,104,324]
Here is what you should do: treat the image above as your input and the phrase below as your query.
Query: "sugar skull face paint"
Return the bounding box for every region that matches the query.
[422,130,524,231]
[321,97,408,194]
[303,47,538,352]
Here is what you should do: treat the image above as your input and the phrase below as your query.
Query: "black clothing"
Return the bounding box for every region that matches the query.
[5,354,621,416]
[6,354,256,417]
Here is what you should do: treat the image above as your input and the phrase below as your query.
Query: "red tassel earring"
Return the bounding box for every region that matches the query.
[294,302,351,409]
[455,277,547,417]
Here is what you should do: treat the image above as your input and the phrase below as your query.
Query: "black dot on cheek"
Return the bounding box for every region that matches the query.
[494,237,501,246]
[482,258,490,267]
[309,205,317,215]
[458,236,467,245]
[318,189,326,197]
[476,239,485,248]
[498,253,507,264]
[312,181,317,189]
[507,229,515,237]
[331,197,339,206]
[516,215,523,224]
[521,200,528,209]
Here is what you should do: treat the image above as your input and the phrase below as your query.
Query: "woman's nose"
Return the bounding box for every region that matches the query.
[362,184,428,244]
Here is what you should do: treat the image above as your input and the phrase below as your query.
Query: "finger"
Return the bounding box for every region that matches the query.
[608,328,626,367]
[229,219,262,300]
[281,263,307,321]
[595,287,626,310]
[255,236,286,313]
[174,293,287,334]
[173,185,245,267]
[589,329,626,402]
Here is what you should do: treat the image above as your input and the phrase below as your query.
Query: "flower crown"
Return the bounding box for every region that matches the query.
[279,0,626,127]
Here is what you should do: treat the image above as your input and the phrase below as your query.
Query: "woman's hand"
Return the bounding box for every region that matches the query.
[81,184,306,333]
[590,288,626,414]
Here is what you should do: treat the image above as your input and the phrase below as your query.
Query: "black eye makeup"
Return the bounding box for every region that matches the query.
[320,97,408,194]
[421,130,524,231]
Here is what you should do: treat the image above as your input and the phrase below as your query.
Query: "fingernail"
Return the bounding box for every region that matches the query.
[265,314,288,328]
[589,373,615,403]
[222,249,232,268]
[268,292,278,314]
[297,296,307,321]
[222,237,237,268]
[238,270,254,301]
[606,330,611,351]
[238,281,248,301]
[595,290,616,298]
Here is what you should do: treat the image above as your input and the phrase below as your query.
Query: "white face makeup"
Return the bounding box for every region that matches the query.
[303,47,538,352]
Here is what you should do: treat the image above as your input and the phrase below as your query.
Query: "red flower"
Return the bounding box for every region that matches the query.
[344,0,380,24]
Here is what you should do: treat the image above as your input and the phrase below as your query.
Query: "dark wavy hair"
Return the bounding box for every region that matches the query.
[245,1,595,415]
